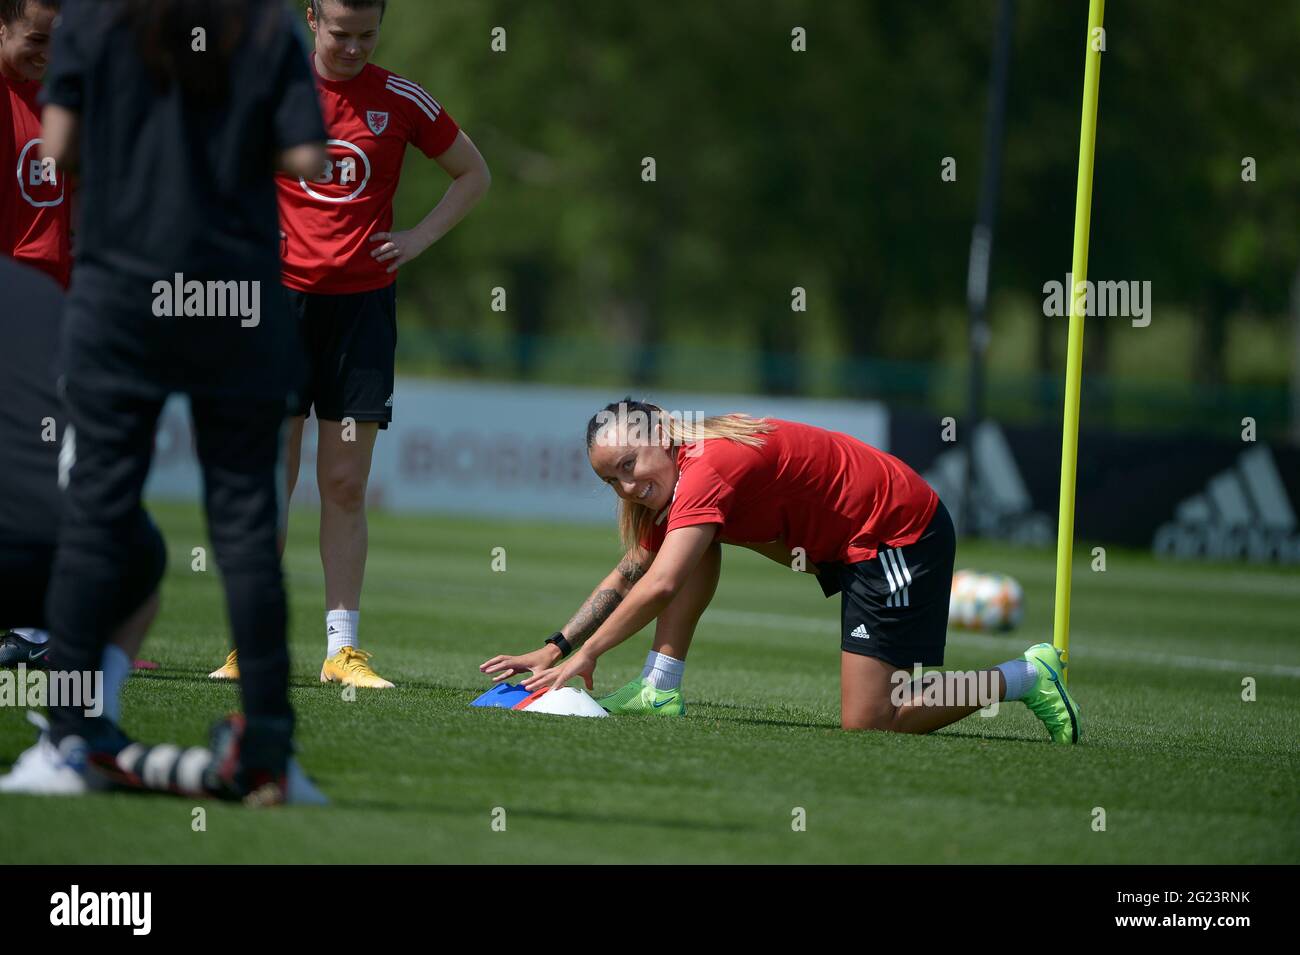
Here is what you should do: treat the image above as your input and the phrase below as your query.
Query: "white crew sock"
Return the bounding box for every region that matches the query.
[326,610,359,657]
[11,628,49,644]
[101,645,132,725]
[642,650,685,691]
[996,660,1038,701]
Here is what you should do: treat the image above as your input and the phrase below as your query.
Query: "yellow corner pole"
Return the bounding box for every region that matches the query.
[1053,0,1106,681]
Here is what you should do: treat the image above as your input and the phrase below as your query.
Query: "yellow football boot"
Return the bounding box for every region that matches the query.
[320,647,395,689]
[208,649,240,680]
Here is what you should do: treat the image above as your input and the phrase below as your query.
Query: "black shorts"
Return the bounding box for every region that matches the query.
[816,498,956,669]
[289,283,396,429]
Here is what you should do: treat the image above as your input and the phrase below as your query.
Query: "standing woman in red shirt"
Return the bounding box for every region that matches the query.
[209,0,490,688]
[0,0,72,287]
[483,400,1081,744]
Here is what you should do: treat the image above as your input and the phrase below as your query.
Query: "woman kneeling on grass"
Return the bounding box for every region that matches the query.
[481,399,1080,743]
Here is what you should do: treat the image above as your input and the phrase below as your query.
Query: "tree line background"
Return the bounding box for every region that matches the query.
[338,0,1299,440]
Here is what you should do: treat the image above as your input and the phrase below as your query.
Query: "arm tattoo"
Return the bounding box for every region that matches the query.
[616,556,647,586]
[564,589,624,646]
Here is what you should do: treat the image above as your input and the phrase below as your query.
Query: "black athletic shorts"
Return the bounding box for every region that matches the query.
[815,498,956,669]
[289,283,397,429]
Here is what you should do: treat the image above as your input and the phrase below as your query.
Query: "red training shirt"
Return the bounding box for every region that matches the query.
[276,59,459,295]
[3,77,72,287]
[638,419,939,564]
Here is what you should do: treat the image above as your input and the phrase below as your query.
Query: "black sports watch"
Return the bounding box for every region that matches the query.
[544,632,573,659]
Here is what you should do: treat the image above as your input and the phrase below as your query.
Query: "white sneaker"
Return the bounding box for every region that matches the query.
[0,713,87,796]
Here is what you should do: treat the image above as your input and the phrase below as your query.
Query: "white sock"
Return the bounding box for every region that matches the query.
[11,628,49,644]
[101,645,132,725]
[326,610,358,657]
[642,650,685,691]
[996,660,1038,701]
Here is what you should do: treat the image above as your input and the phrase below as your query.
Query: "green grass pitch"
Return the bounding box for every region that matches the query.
[2,500,1297,863]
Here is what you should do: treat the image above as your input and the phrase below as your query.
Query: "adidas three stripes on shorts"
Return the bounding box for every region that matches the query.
[815,499,956,669]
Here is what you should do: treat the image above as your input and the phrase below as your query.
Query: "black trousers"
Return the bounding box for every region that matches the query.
[1,521,163,631]
[0,540,58,627]
[46,381,291,742]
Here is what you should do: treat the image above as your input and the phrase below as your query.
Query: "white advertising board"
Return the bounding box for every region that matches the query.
[146,379,889,523]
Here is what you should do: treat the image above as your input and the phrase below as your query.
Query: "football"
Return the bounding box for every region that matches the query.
[949,569,1025,632]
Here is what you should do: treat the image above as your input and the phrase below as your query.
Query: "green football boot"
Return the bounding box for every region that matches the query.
[595,677,685,716]
[1021,643,1082,744]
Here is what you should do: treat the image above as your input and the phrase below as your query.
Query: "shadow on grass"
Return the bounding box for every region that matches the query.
[698,702,1054,745]
[691,700,839,730]
[929,728,1048,745]
[328,797,753,833]
[696,713,842,731]
[130,669,474,695]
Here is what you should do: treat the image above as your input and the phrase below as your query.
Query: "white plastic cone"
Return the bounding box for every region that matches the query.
[521,687,609,718]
